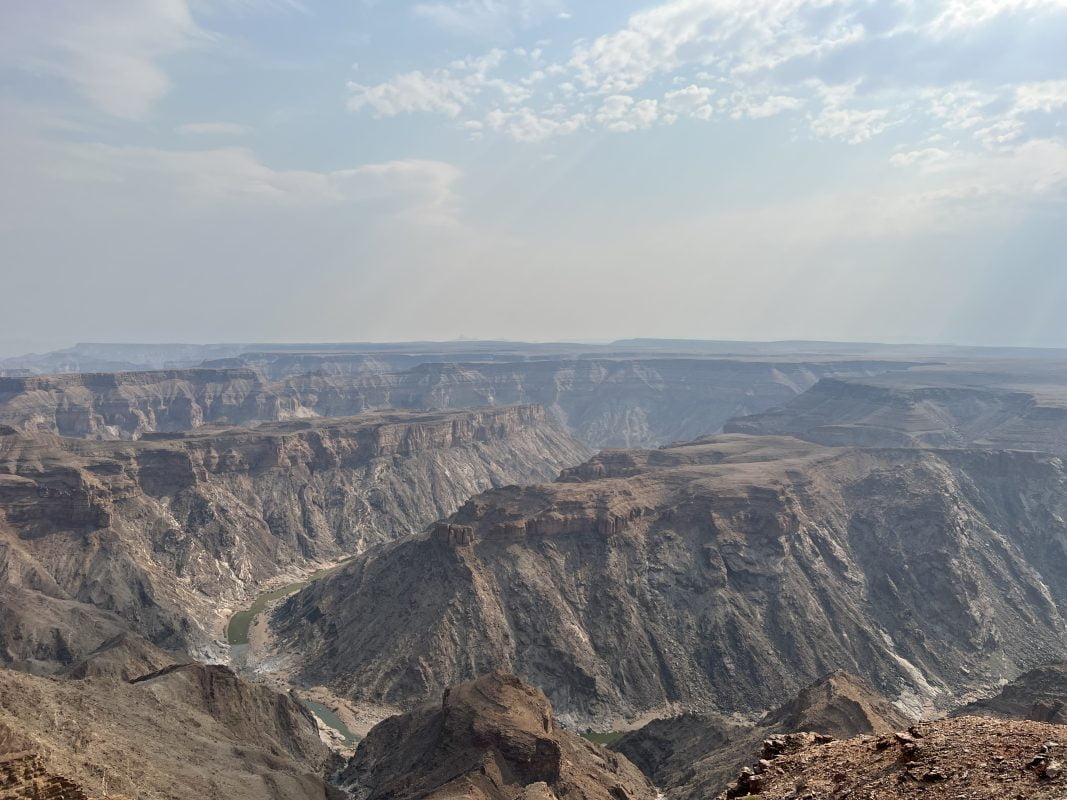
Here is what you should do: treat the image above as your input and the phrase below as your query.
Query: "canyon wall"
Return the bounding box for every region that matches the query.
[0,359,910,446]
[273,435,1067,723]
[0,406,588,670]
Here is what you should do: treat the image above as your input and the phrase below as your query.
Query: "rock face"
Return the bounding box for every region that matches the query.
[340,671,657,800]
[0,369,265,439]
[613,672,913,800]
[719,716,1067,799]
[953,661,1067,724]
[272,434,1067,723]
[0,664,338,800]
[0,406,588,670]
[762,671,913,737]
[725,371,1067,453]
[0,751,91,800]
[0,358,908,447]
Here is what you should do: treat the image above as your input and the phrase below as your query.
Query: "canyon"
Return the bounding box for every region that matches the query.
[272,433,1067,723]
[0,356,911,447]
[0,405,587,672]
[6,340,1067,800]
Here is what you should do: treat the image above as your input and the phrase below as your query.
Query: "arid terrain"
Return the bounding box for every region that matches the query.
[271,434,1067,722]
[0,405,587,672]
[0,349,914,447]
[5,339,1067,800]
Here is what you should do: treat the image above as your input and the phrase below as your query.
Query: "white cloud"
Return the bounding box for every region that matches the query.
[484,107,586,142]
[1014,80,1067,115]
[921,80,1067,150]
[0,1,207,119]
[807,81,890,143]
[345,0,1067,152]
[923,86,997,131]
[811,106,890,143]
[413,0,567,38]
[567,0,872,95]
[663,85,715,120]
[731,93,805,120]
[177,121,249,136]
[918,138,1067,206]
[889,147,951,168]
[928,0,1067,34]
[595,95,659,133]
[348,49,526,118]
[349,71,472,117]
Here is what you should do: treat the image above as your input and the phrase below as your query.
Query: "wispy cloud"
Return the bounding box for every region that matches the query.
[0,0,208,119]
[413,0,568,38]
[348,49,527,117]
[346,0,1067,155]
[0,113,463,227]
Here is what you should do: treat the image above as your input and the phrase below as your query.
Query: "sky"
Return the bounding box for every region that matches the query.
[0,0,1065,355]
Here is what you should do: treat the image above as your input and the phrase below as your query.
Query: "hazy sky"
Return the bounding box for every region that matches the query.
[1,0,1065,354]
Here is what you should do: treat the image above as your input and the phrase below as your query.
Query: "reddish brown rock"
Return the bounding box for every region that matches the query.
[340,672,657,800]
[718,716,1067,799]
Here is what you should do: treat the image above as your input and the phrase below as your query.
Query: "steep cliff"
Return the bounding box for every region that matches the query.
[0,369,265,439]
[0,358,909,446]
[339,671,657,800]
[0,406,588,670]
[272,434,1067,723]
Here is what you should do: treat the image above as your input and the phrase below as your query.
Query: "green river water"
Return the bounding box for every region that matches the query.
[226,559,353,646]
[300,699,359,744]
[226,558,358,742]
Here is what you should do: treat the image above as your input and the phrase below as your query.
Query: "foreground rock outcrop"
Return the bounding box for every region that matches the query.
[0,406,587,670]
[0,358,908,447]
[0,750,95,800]
[0,664,339,800]
[340,671,656,800]
[614,672,913,800]
[718,716,1067,799]
[273,434,1067,722]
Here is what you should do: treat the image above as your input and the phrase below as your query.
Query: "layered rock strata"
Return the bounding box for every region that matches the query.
[0,406,587,669]
[273,434,1067,722]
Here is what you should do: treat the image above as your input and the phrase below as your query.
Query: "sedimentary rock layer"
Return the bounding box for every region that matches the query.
[273,434,1067,722]
[0,406,587,670]
[0,358,909,446]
